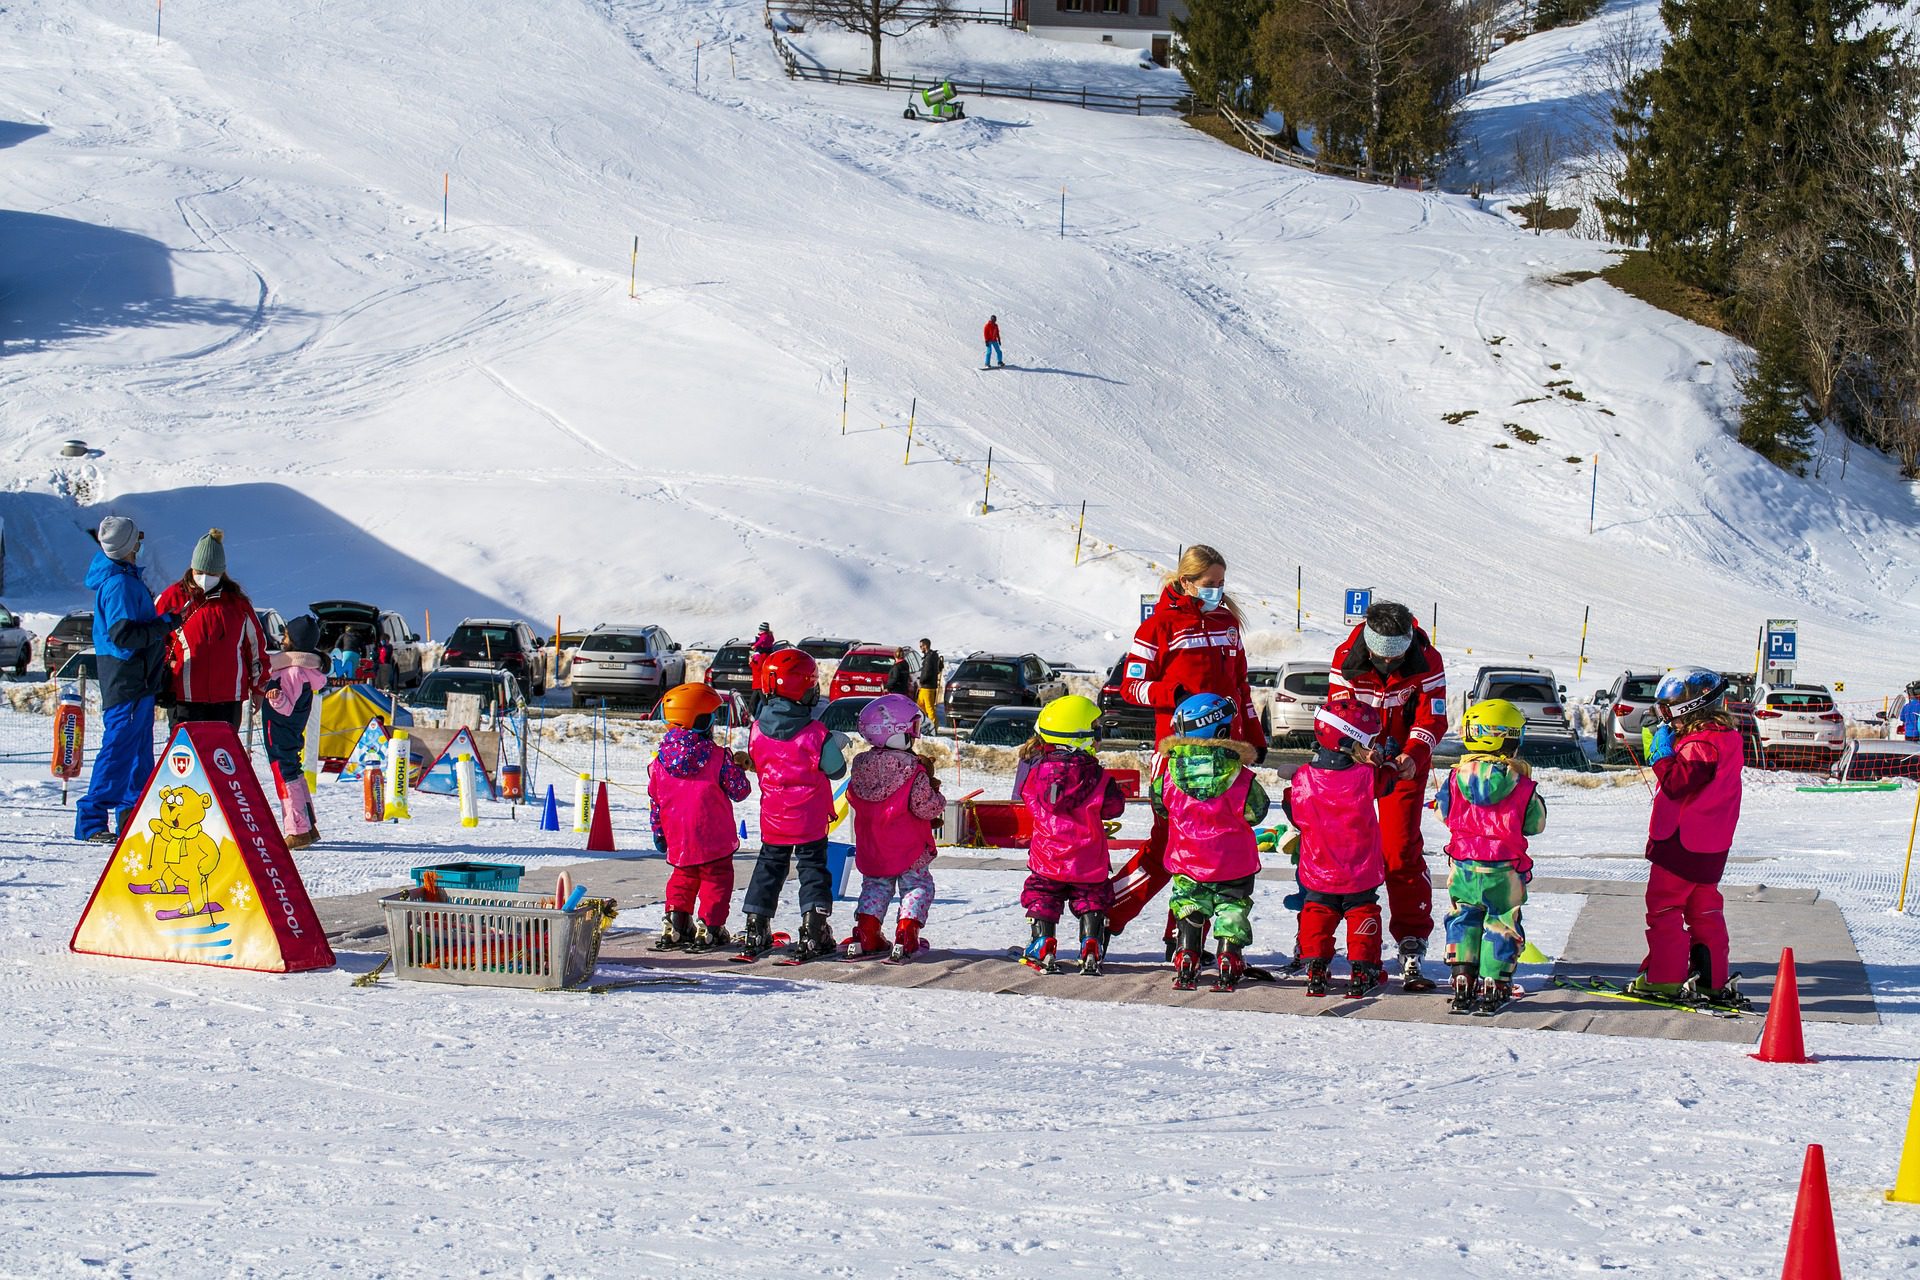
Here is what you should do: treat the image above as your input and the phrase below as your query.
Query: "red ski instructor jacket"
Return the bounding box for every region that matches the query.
[1121,584,1266,750]
[1328,622,1448,771]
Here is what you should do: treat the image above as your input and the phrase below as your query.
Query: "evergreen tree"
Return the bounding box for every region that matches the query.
[1173,0,1274,111]
[1737,314,1816,470]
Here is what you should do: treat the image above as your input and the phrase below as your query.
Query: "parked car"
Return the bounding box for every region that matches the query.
[311,600,426,690]
[1594,670,1662,761]
[442,618,547,697]
[1248,661,1331,745]
[1720,671,1759,737]
[819,694,874,736]
[797,636,862,662]
[830,645,909,700]
[569,624,685,707]
[704,639,758,699]
[0,604,34,676]
[943,652,1067,731]
[1753,682,1845,761]
[412,667,525,714]
[255,608,288,652]
[1097,656,1157,743]
[970,705,1040,747]
[41,609,92,678]
[1462,664,1570,736]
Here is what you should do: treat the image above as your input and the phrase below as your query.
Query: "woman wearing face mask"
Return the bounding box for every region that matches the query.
[155,529,266,733]
[1108,544,1267,949]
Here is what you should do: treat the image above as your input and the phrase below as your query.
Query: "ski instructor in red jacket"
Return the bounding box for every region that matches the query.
[1108,544,1266,947]
[1329,600,1448,991]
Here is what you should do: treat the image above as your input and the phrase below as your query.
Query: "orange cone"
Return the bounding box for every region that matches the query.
[585,781,616,853]
[1780,1144,1843,1280]
[1752,946,1814,1064]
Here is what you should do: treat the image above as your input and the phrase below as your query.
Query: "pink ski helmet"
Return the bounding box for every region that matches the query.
[857,693,923,749]
[1313,698,1382,752]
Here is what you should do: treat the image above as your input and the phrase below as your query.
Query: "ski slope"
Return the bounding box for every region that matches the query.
[1,0,1915,692]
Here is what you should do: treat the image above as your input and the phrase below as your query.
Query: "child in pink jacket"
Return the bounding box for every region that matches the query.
[1633,669,1747,1007]
[257,615,330,850]
[1016,697,1126,976]
[1157,694,1270,993]
[846,694,944,963]
[1285,698,1396,998]
[648,689,752,953]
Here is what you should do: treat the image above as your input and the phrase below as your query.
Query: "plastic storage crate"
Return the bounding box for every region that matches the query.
[409,861,525,892]
[379,887,604,989]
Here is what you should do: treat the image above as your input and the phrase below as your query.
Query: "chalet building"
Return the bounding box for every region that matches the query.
[1012,1,1186,63]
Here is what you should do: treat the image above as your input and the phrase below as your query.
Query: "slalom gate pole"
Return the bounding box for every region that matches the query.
[1073,500,1086,565]
[156,0,162,39]
[1296,566,1302,632]
[630,236,638,298]
[903,397,916,464]
[695,41,701,92]
[981,446,992,514]
[1576,604,1590,680]
[1588,454,1599,533]
[1060,185,1065,238]
[442,172,449,233]
[1431,602,1438,645]
[1898,779,1920,914]
[841,367,849,435]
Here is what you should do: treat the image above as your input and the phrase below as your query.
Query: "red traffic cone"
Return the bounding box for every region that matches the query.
[1753,947,1814,1065]
[1780,1144,1843,1280]
[585,781,617,853]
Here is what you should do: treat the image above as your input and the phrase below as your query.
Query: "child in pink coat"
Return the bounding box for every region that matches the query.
[1285,698,1397,998]
[257,615,330,850]
[1016,705,1126,976]
[648,692,752,953]
[846,694,944,962]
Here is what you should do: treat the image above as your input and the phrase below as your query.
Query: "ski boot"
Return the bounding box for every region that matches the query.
[1624,974,1686,999]
[1281,949,1307,977]
[887,917,923,964]
[792,908,836,961]
[1303,958,1332,997]
[843,912,888,960]
[1021,918,1059,973]
[1447,964,1479,1015]
[1472,978,1514,1016]
[1345,960,1387,999]
[1161,908,1181,963]
[1398,938,1437,992]
[732,913,775,961]
[1076,910,1105,976]
[1211,941,1248,992]
[1170,915,1207,991]
[686,921,730,954]
[651,910,695,951]
[1684,969,1753,1012]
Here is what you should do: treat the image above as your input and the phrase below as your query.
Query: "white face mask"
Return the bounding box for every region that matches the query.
[193,572,220,592]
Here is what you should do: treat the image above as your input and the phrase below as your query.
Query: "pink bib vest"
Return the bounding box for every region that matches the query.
[1289,762,1385,893]
[1164,769,1259,883]
[851,771,935,878]
[1021,765,1112,885]
[1650,728,1743,855]
[649,749,740,867]
[1443,772,1536,877]
[750,721,834,845]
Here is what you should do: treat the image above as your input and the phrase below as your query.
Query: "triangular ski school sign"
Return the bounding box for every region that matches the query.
[70,722,335,973]
[416,726,495,798]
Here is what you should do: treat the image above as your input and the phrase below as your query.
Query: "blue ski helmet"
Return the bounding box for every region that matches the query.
[1653,668,1726,722]
[1171,692,1236,739]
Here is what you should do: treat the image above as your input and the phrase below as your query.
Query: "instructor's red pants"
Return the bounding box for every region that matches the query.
[1106,808,1170,935]
[1379,771,1434,945]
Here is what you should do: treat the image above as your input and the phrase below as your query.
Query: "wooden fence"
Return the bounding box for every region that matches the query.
[1205,100,1439,191]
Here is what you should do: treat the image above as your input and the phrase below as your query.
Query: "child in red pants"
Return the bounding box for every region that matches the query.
[647,684,752,953]
[1633,669,1746,1007]
[1285,699,1397,998]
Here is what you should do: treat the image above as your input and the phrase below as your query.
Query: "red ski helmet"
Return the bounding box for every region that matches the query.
[756,647,818,700]
[1314,698,1382,752]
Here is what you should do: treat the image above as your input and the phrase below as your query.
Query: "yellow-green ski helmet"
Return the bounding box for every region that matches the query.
[1036,695,1103,750]
[1460,698,1526,755]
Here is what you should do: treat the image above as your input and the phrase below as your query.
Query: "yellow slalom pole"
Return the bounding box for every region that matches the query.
[903,397,916,465]
[1898,779,1920,914]
[1575,604,1590,680]
[980,446,993,514]
[1073,500,1086,565]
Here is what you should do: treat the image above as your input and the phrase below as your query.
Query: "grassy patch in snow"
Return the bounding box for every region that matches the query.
[1183,113,1257,157]
[1506,424,1544,445]
[1442,409,1478,424]
[1601,251,1730,333]
[1513,199,1578,231]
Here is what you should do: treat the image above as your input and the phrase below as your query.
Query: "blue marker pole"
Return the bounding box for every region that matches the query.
[1059,185,1066,238]
[1588,453,1599,534]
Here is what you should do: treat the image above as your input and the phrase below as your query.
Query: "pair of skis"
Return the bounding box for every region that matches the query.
[729,932,926,967]
[1551,975,1753,1019]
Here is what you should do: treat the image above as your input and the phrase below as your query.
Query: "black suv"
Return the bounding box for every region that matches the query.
[442,618,547,697]
[705,639,759,699]
[312,600,427,691]
[942,652,1067,732]
[42,610,93,678]
[1097,657,1157,743]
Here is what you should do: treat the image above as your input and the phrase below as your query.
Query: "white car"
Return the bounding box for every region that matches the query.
[1461,664,1570,737]
[1753,683,1845,762]
[0,604,33,676]
[1247,661,1331,744]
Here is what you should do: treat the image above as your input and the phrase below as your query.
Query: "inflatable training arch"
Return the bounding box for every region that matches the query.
[70,722,334,973]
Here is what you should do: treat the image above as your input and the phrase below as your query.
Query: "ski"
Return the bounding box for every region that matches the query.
[155,902,223,921]
[728,930,791,964]
[1550,975,1748,1019]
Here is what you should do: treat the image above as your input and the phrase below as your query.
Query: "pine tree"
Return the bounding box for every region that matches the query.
[1737,315,1815,470]
[1173,0,1274,111]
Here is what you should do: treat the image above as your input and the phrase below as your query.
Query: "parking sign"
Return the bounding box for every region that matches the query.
[1344,589,1372,626]
[1766,619,1798,664]
[1140,594,1156,624]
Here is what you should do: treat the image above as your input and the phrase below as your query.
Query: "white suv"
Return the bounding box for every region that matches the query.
[1753,683,1845,763]
[1247,661,1331,745]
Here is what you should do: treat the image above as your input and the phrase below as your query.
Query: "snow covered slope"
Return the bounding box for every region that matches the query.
[1,0,1914,687]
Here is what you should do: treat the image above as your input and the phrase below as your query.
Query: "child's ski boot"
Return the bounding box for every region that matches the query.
[777,909,837,965]
[885,917,924,964]
[1077,910,1105,977]
[1345,961,1387,999]
[1303,958,1332,997]
[1021,918,1059,973]
[1472,978,1515,1016]
[1211,941,1247,992]
[686,921,730,954]
[1398,938,1437,992]
[843,912,889,960]
[1687,972,1753,1012]
[651,910,694,951]
[729,913,775,963]
[1170,916,1206,991]
[1447,964,1478,1015]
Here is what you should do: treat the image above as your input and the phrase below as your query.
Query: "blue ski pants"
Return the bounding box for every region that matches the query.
[76,696,156,839]
[984,341,1003,367]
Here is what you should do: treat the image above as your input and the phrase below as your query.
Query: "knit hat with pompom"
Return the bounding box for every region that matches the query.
[190,529,226,576]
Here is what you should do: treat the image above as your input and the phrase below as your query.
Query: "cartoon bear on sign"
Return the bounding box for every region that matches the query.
[143,787,223,917]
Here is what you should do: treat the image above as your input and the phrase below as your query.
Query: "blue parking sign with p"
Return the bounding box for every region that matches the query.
[1344,589,1371,624]
[1767,628,1796,662]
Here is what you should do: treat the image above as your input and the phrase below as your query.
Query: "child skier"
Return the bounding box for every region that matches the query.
[257,614,330,850]
[1633,668,1748,1007]
[1157,693,1269,992]
[1286,698,1397,998]
[1436,699,1547,1015]
[737,648,849,963]
[1017,695,1126,975]
[648,683,752,953]
[846,693,943,963]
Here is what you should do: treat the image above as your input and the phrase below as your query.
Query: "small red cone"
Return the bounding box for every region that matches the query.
[1780,1144,1843,1280]
[1753,946,1814,1064]
[585,781,617,853]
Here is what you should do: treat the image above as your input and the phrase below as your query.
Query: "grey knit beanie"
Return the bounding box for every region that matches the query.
[190,528,226,575]
[96,516,140,561]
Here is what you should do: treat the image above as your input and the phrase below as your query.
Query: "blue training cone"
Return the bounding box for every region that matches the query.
[540,785,560,832]
[740,819,749,839]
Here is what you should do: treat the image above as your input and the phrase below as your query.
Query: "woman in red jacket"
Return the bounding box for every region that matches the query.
[1109,544,1266,946]
[155,530,265,732]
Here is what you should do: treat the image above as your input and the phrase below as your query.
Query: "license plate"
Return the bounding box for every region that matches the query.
[1784,731,1814,739]
[968,691,996,700]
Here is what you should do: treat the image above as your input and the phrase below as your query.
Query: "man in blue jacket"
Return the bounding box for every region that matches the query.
[76,516,186,842]
[1901,681,1920,741]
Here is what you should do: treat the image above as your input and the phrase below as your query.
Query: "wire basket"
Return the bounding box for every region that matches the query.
[379,887,606,989]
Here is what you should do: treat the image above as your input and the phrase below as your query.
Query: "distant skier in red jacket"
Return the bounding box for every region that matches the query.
[983,315,1004,369]
[1328,600,1449,991]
